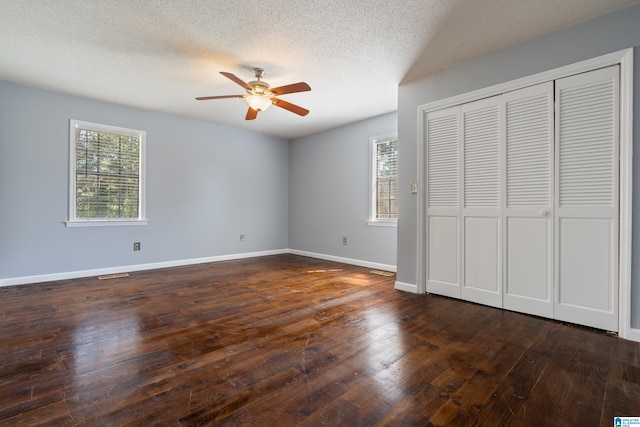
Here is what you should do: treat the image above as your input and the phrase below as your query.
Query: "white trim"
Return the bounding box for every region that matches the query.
[416,48,635,341]
[0,249,288,287]
[288,249,396,272]
[617,48,634,340]
[394,281,418,293]
[416,106,426,294]
[366,219,397,227]
[65,219,149,227]
[627,328,640,343]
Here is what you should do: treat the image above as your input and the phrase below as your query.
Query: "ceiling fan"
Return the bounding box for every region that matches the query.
[196,68,311,120]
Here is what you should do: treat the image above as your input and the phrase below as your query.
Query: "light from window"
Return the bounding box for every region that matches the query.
[370,135,398,223]
[67,120,146,226]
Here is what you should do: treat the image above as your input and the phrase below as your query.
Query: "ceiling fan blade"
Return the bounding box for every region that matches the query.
[272,98,309,116]
[246,107,258,120]
[195,95,244,100]
[220,72,252,91]
[269,82,311,96]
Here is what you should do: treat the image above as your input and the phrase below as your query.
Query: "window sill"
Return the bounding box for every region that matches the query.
[65,219,148,228]
[367,220,397,227]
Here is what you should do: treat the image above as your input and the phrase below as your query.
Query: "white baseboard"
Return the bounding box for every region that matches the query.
[287,249,396,273]
[0,249,288,288]
[0,249,395,288]
[394,281,418,293]
[623,327,640,343]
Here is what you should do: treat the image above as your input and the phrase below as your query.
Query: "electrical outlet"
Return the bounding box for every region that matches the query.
[240,234,245,241]
[342,236,348,245]
[133,242,141,251]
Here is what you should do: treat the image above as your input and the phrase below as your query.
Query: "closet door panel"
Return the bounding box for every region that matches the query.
[460,97,502,308]
[506,217,550,300]
[502,82,554,318]
[425,106,461,298]
[555,65,619,332]
[428,216,459,287]
[465,217,499,292]
[558,218,614,309]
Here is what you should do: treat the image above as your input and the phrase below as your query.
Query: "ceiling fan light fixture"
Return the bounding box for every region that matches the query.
[196,69,310,119]
[246,94,272,112]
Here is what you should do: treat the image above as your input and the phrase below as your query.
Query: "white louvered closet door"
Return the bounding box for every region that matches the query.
[555,66,619,331]
[502,82,554,318]
[460,97,502,308]
[425,106,461,298]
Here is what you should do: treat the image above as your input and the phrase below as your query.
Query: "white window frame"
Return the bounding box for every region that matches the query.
[368,133,398,227]
[66,119,147,227]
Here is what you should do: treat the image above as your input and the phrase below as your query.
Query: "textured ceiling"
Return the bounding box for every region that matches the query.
[1,0,638,139]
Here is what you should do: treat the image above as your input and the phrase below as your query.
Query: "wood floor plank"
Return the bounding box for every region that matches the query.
[0,254,638,426]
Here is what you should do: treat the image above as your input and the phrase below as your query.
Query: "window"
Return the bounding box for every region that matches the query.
[67,120,147,227]
[369,134,398,225]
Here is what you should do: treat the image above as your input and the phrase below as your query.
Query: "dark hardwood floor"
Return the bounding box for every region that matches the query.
[1,254,638,426]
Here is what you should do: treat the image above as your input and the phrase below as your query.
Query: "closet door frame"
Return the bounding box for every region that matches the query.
[416,48,635,341]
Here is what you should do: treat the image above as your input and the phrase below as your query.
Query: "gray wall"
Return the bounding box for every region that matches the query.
[289,112,397,268]
[0,82,289,279]
[396,4,640,326]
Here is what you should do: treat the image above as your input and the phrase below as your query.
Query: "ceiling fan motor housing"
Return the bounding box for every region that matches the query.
[248,81,271,95]
[248,68,271,95]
